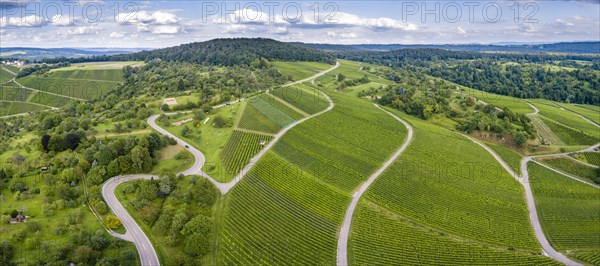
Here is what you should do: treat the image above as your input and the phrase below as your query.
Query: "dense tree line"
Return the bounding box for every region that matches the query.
[428,60,600,104]
[334,48,600,104]
[121,60,289,106]
[120,175,218,264]
[370,68,536,147]
[43,38,337,66]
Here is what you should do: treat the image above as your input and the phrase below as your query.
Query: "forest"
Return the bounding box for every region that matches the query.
[42,38,337,66]
[333,48,600,104]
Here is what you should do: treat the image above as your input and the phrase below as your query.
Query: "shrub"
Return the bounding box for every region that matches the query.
[104,215,122,230]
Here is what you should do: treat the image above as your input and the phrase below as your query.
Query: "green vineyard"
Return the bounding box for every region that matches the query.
[17,76,118,100]
[583,152,600,166]
[363,113,541,250]
[49,68,124,82]
[270,85,329,115]
[237,103,283,134]
[220,130,273,175]
[0,68,14,83]
[537,156,599,183]
[219,153,348,265]
[257,94,305,119]
[350,202,560,265]
[272,94,408,192]
[529,163,600,265]
[248,97,296,127]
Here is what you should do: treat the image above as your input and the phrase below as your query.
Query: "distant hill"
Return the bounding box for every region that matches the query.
[111,38,336,66]
[0,47,146,61]
[306,42,600,54]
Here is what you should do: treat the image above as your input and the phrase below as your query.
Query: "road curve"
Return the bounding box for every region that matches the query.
[465,134,598,265]
[337,105,414,266]
[102,175,160,266]
[101,62,340,265]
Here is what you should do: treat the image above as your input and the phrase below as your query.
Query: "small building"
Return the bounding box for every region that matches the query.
[15,214,25,223]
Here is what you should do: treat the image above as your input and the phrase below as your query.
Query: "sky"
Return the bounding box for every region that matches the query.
[0,0,599,48]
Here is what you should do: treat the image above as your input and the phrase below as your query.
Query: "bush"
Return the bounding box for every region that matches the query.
[94,201,109,215]
[42,203,56,216]
[103,215,122,230]
[0,215,10,224]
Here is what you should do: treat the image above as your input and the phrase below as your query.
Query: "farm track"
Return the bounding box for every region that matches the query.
[1,67,17,76]
[13,79,85,101]
[101,62,339,266]
[336,104,414,266]
[466,101,600,265]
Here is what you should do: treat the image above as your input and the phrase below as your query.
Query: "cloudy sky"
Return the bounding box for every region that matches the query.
[0,0,599,48]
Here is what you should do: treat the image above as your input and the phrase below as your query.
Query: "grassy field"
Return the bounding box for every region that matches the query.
[272,61,332,81]
[529,114,563,145]
[461,88,535,114]
[151,144,195,174]
[162,103,242,182]
[536,156,599,184]
[315,59,365,85]
[529,163,600,265]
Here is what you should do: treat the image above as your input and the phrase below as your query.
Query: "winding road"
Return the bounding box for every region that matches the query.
[101,62,339,265]
[464,101,600,266]
[337,105,414,266]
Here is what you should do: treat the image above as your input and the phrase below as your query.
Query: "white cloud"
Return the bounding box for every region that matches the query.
[456,27,467,35]
[152,25,180,34]
[214,9,417,31]
[324,12,418,31]
[63,26,102,35]
[555,19,574,26]
[0,15,46,27]
[50,15,76,26]
[109,31,125,38]
[119,10,179,25]
[271,26,288,35]
[340,32,358,38]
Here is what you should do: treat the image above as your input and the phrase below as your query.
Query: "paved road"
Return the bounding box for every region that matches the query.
[102,175,160,266]
[336,104,414,266]
[465,104,600,266]
[101,62,340,265]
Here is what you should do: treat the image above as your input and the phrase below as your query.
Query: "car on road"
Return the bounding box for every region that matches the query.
[185,145,189,149]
